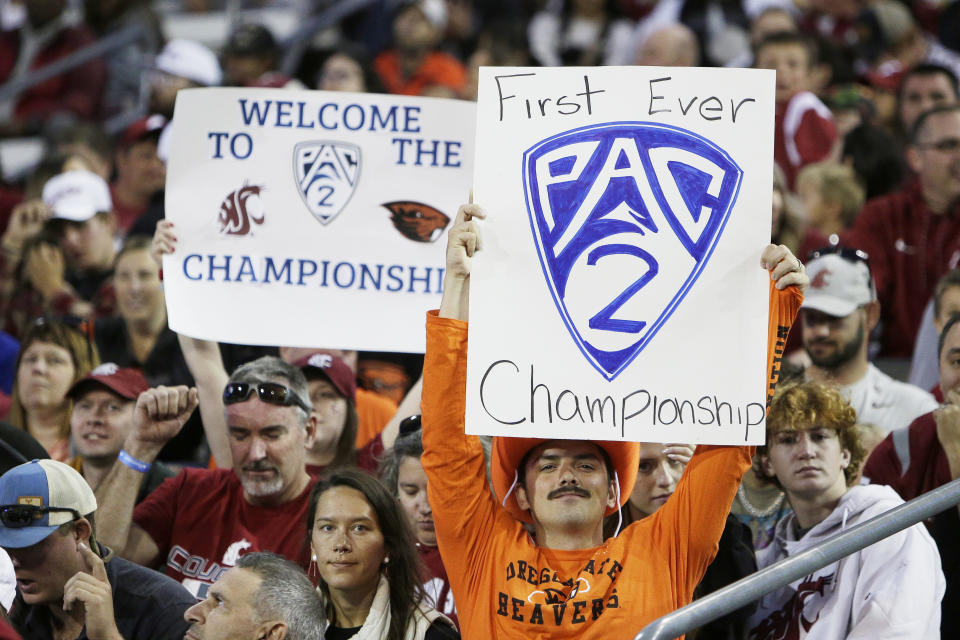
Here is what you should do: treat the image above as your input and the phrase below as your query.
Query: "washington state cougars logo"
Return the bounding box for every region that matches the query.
[749,572,835,640]
[218,183,265,236]
[381,200,450,242]
[523,122,742,380]
[294,141,361,225]
[809,268,831,289]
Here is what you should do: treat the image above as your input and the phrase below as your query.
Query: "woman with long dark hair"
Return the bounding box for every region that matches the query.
[306,469,457,640]
[380,417,457,627]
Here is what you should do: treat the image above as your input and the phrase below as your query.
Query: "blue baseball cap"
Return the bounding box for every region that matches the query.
[0,460,97,549]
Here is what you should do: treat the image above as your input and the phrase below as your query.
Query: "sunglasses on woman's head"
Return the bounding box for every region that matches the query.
[28,315,95,363]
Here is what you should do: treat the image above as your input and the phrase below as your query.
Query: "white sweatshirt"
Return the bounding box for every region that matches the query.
[748,484,944,639]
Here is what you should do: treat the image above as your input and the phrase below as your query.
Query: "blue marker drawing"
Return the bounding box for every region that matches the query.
[522,121,742,381]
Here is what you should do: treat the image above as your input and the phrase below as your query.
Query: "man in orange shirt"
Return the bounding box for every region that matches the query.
[421,203,808,639]
[373,0,466,97]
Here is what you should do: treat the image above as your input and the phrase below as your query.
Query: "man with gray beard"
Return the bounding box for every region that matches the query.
[801,248,936,435]
[95,357,318,600]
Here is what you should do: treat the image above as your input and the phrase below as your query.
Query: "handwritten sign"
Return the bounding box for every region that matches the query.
[467,67,775,444]
[163,88,475,352]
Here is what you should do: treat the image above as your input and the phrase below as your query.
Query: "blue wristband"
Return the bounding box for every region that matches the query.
[118,449,151,473]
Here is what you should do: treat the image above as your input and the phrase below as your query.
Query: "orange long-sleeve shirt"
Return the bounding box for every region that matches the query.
[421,282,802,640]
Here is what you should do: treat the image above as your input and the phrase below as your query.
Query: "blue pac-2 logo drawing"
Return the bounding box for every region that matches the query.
[293,141,361,225]
[523,121,742,381]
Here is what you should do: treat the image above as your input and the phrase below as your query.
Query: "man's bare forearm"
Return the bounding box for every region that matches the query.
[439,275,469,322]
[93,457,148,558]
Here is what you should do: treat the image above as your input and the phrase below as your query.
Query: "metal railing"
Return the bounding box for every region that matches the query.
[634,477,960,640]
[279,0,383,76]
[0,23,150,106]
[0,0,380,112]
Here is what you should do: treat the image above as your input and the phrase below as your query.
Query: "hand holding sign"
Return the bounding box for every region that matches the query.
[151,220,176,268]
[762,243,808,292]
[440,203,486,323]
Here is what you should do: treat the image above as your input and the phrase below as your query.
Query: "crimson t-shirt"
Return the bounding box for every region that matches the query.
[773,91,836,189]
[419,543,458,628]
[109,184,147,235]
[862,412,951,499]
[133,468,313,599]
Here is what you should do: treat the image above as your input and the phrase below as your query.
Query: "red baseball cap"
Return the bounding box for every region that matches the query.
[67,363,149,400]
[119,114,167,149]
[293,352,357,401]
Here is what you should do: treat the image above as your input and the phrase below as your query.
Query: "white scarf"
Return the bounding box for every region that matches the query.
[322,574,453,640]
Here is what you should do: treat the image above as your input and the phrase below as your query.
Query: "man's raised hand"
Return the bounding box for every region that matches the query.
[936,389,960,453]
[1,199,50,254]
[126,386,199,461]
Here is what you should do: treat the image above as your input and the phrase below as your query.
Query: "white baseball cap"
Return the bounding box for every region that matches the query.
[42,170,112,222]
[411,0,446,29]
[0,460,97,549]
[802,251,876,317]
[155,38,222,86]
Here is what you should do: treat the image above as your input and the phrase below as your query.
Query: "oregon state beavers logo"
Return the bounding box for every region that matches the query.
[218,183,265,236]
[527,577,591,604]
[809,268,831,289]
[381,201,450,242]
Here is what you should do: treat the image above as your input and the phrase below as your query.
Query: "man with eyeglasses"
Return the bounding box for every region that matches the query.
[843,104,960,358]
[94,357,318,600]
[801,249,937,435]
[0,459,194,640]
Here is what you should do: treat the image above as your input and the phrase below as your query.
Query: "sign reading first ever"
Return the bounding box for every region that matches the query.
[163,88,476,352]
[468,66,774,445]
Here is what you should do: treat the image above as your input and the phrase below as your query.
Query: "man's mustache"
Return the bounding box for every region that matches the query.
[548,487,590,500]
[243,461,278,473]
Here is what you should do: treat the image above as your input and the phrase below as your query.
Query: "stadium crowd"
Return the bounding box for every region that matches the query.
[0,0,959,638]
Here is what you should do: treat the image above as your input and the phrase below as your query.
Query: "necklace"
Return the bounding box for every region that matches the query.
[736,484,786,518]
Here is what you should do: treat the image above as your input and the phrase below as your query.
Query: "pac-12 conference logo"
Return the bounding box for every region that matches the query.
[523,122,742,381]
[293,141,361,225]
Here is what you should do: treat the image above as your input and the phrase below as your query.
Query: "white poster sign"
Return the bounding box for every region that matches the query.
[163,88,475,352]
[467,67,775,444]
